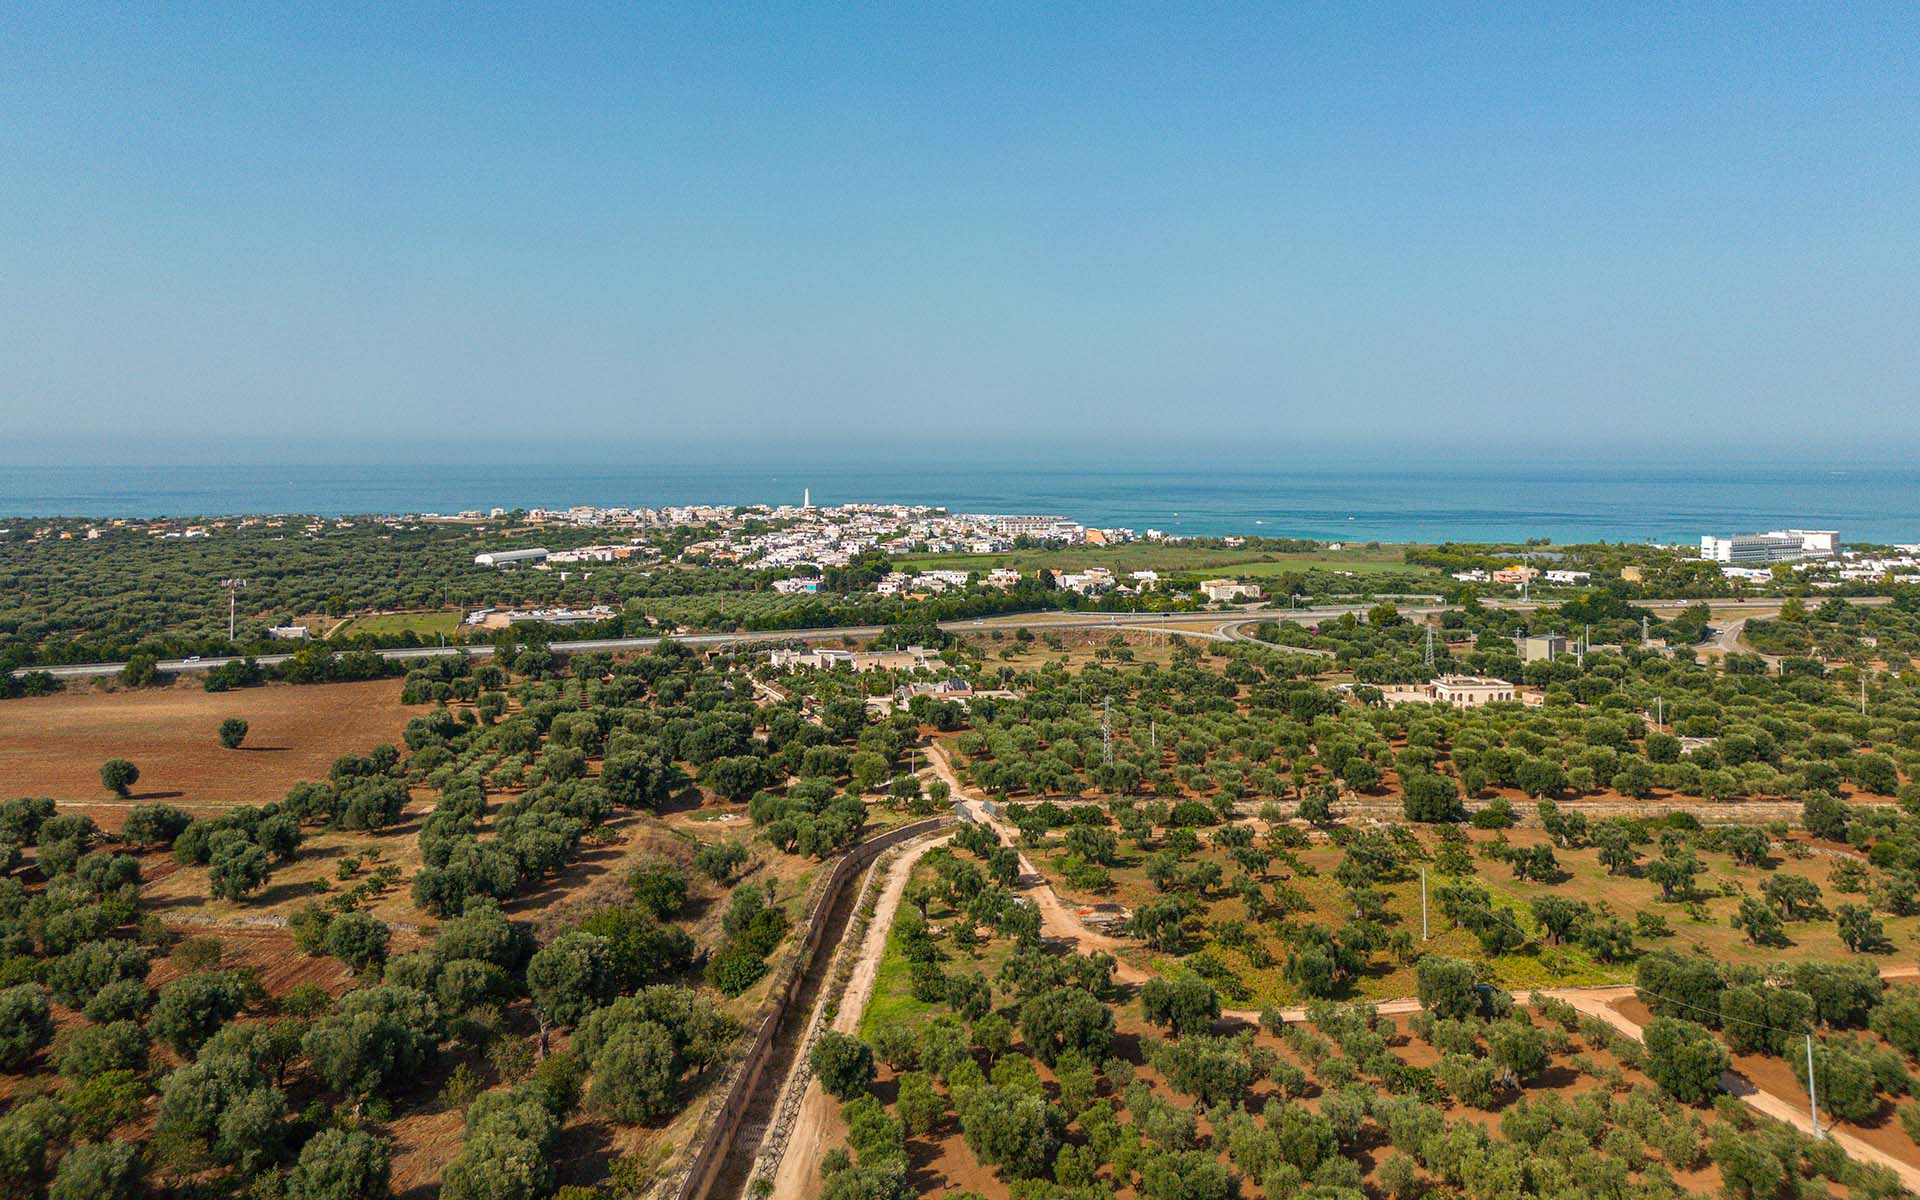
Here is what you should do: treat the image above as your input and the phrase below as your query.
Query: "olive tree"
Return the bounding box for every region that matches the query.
[955,1083,1062,1179]
[302,986,441,1104]
[810,1030,875,1100]
[1019,986,1116,1066]
[1792,1042,1883,1124]
[121,802,192,848]
[325,912,392,973]
[49,1139,142,1200]
[46,941,149,1009]
[1415,956,1481,1021]
[55,1020,149,1082]
[286,1128,392,1200]
[0,1097,67,1198]
[1643,1018,1729,1104]
[207,835,271,902]
[526,932,618,1041]
[99,759,139,798]
[150,972,248,1058]
[586,1021,680,1124]
[440,1092,559,1200]
[1140,977,1219,1036]
[0,984,53,1071]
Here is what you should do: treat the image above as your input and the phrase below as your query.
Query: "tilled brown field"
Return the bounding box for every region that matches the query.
[0,678,414,822]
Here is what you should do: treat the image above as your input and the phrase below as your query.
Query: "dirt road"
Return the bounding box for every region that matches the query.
[767,830,955,1199]
[924,742,1151,985]
[1550,985,1920,1192]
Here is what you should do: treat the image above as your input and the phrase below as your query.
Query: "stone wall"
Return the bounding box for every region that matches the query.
[658,814,955,1200]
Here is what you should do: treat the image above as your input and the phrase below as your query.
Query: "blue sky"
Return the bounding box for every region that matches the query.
[2,3,1916,457]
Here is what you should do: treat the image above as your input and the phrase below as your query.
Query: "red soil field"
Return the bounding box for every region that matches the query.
[0,679,414,825]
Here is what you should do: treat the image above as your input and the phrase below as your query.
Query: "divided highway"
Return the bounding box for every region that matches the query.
[9,594,1857,682]
[7,605,1388,681]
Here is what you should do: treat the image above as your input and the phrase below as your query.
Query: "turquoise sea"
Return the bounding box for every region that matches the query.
[3,456,1918,545]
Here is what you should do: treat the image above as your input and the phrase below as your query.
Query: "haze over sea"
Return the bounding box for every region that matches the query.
[5,449,1919,546]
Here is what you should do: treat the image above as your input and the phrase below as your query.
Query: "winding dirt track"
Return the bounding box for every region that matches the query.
[925,744,1151,984]
[1549,986,1920,1192]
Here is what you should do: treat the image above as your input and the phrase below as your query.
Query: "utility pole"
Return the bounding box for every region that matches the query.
[1807,1033,1821,1138]
[1421,868,1429,940]
[1861,673,1868,716]
[220,579,247,642]
[1423,625,1435,668]
[1642,615,1650,646]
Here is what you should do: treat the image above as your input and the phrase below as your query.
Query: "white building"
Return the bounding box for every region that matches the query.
[504,605,614,625]
[769,648,855,670]
[1699,529,1837,565]
[911,570,971,592]
[1777,529,1839,556]
[474,548,550,567]
[770,645,943,673]
[1543,570,1591,584]
[1055,567,1117,595]
[986,515,1084,542]
[1431,676,1519,707]
[1200,579,1261,602]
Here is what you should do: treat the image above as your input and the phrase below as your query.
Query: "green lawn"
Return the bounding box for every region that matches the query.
[332,610,464,638]
[859,859,1017,1038]
[893,543,1437,579]
[859,917,940,1038]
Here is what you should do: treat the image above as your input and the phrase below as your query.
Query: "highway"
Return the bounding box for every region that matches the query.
[7,594,1873,682]
[10,605,1391,681]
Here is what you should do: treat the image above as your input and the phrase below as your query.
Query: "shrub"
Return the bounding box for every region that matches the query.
[627,863,688,920]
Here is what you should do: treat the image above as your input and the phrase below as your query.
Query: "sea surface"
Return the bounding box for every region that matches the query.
[3,457,1918,545]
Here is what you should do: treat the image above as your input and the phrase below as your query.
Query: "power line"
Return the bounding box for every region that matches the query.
[1630,985,1807,1035]
[1572,983,1828,1137]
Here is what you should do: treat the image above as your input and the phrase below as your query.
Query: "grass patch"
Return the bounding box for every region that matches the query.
[859,916,937,1039]
[334,610,463,638]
